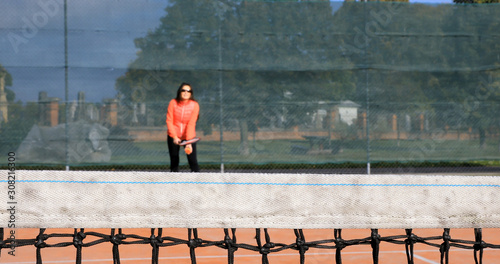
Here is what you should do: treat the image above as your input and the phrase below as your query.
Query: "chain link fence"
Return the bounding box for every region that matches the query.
[1,0,499,173]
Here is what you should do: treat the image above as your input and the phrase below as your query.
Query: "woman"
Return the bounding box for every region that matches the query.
[166,82,200,172]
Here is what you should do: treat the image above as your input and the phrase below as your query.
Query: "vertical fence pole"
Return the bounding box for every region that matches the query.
[218,9,224,173]
[363,3,371,175]
[64,0,70,171]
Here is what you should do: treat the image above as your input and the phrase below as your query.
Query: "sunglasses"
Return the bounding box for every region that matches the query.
[181,89,192,93]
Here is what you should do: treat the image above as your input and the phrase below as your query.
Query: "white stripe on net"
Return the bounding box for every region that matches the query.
[1,170,499,229]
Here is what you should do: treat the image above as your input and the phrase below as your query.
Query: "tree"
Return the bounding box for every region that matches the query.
[0,64,13,89]
[436,3,500,148]
[333,1,500,149]
[219,1,353,154]
[116,0,500,156]
[116,0,356,155]
[115,0,222,128]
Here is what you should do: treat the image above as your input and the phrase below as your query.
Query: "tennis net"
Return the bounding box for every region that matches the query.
[1,170,500,263]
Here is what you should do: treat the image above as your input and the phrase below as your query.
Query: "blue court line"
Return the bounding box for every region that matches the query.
[1,179,500,188]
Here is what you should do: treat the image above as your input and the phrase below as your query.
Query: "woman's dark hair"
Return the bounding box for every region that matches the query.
[175,82,195,102]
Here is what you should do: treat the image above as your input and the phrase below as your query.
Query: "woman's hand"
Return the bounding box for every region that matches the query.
[173,137,181,145]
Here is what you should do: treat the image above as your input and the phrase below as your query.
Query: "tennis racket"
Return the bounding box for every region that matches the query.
[179,137,200,146]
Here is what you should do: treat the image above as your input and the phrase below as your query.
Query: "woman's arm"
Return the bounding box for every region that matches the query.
[185,101,199,140]
[166,100,180,143]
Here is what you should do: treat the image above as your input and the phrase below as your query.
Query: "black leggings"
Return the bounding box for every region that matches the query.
[167,136,200,172]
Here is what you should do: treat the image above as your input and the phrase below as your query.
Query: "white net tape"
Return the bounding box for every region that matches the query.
[1,170,500,229]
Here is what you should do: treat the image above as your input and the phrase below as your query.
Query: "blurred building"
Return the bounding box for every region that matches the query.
[0,71,8,123]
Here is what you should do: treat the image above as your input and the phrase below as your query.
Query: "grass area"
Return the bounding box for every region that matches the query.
[5,138,499,171]
[0,160,489,171]
[131,138,500,164]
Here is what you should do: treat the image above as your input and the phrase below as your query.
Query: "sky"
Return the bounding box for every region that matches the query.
[411,0,452,2]
[0,0,455,103]
[0,0,166,102]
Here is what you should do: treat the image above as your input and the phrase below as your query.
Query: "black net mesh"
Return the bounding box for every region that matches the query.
[2,228,500,264]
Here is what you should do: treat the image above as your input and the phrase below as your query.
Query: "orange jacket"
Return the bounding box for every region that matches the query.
[166,99,199,140]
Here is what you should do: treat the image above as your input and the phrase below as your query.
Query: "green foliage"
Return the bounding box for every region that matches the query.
[0,64,14,102]
[116,0,359,153]
[117,0,357,105]
[115,1,500,152]
[0,64,13,87]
